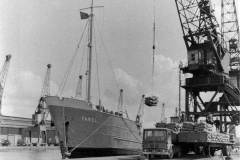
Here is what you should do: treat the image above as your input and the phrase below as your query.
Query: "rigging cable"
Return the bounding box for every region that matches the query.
[93,20,102,104]
[57,21,88,96]
[95,22,120,91]
[78,31,88,76]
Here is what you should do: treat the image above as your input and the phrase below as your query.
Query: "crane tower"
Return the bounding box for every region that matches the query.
[136,95,145,129]
[33,64,51,125]
[41,64,51,97]
[221,0,240,87]
[32,64,51,145]
[175,0,240,133]
[75,75,83,98]
[0,54,11,115]
[221,0,240,136]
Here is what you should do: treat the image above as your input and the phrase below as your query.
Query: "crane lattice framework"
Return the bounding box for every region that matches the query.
[175,0,240,133]
[32,64,52,145]
[0,55,11,115]
[34,64,52,126]
[41,64,51,97]
[221,0,240,87]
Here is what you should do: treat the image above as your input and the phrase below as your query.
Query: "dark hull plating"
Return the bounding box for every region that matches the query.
[68,147,141,158]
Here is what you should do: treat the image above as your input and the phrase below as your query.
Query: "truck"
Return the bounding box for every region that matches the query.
[142,127,233,159]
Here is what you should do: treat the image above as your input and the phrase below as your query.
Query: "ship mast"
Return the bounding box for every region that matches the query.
[87,0,94,103]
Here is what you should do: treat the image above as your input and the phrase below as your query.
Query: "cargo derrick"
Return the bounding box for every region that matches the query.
[175,0,240,133]
[0,55,11,115]
[136,95,145,129]
[32,64,52,145]
[75,75,83,98]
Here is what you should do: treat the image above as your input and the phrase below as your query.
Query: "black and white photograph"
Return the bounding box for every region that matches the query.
[0,0,240,160]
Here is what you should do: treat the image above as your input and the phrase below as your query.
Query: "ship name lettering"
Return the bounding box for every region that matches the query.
[81,116,97,123]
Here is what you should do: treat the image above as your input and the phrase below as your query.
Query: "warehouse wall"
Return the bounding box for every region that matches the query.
[0,115,58,146]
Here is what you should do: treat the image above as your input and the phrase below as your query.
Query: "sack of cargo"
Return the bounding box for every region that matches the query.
[166,123,181,132]
[155,122,166,128]
[181,122,194,131]
[194,122,213,132]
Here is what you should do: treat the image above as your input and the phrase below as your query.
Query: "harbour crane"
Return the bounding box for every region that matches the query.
[136,95,145,129]
[75,75,83,98]
[160,103,167,123]
[175,0,240,133]
[117,89,129,118]
[32,64,52,145]
[221,0,240,136]
[0,54,11,115]
[221,0,240,88]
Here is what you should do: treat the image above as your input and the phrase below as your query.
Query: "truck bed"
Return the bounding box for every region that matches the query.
[178,131,231,144]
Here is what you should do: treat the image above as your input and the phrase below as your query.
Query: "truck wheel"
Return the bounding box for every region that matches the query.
[148,154,154,159]
[168,149,174,159]
[210,148,215,156]
[222,146,231,156]
[204,146,210,156]
[173,146,181,158]
[194,146,200,155]
[176,150,182,158]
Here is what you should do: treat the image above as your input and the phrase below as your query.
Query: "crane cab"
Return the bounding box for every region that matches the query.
[186,42,217,72]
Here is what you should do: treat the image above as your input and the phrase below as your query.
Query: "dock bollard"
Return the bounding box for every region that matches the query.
[59,141,68,159]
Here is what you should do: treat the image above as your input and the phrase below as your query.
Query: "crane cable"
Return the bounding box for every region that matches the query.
[151,0,156,94]
[144,0,159,107]
[57,21,88,96]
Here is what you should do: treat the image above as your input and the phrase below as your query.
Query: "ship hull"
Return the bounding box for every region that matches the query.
[45,96,142,158]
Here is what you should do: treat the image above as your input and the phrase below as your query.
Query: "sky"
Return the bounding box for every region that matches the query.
[0,0,240,135]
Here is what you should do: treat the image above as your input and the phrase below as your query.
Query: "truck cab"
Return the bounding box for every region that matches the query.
[143,128,177,159]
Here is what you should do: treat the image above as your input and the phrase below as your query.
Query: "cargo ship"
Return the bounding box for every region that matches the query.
[44,0,143,158]
[45,96,142,158]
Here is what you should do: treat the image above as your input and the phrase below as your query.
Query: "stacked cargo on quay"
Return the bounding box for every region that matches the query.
[143,119,234,159]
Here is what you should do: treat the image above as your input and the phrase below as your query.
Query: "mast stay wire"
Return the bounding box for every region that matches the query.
[75,36,87,98]
[93,20,102,105]
[77,25,88,82]
[78,40,87,77]
[95,20,120,91]
[57,21,88,96]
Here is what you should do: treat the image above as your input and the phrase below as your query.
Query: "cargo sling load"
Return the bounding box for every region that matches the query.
[145,0,159,107]
[43,0,143,158]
